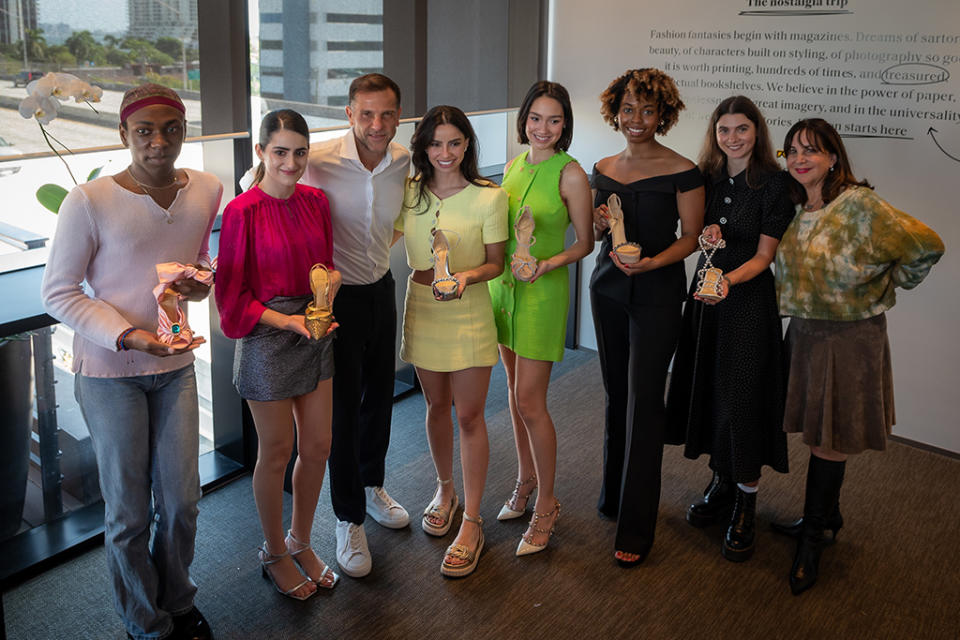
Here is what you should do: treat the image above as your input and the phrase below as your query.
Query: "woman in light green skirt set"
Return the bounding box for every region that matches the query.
[394,105,507,577]
[488,81,594,555]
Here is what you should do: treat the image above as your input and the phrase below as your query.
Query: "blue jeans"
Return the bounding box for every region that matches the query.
[75,364,202,640]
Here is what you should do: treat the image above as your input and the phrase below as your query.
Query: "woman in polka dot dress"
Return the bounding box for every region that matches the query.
[666,95,794,562]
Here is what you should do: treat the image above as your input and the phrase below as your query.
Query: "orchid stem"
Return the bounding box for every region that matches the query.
[83,99,100,114]
[39,122,78,186]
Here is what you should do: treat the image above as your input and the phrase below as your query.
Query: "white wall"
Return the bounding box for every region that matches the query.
[551,0,959,452]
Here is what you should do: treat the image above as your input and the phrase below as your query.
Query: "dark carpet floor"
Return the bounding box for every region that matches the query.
[5,348,959,639]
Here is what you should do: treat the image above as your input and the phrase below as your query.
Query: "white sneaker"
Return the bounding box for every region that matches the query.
[365,486,410,529]
[335,520,372,578]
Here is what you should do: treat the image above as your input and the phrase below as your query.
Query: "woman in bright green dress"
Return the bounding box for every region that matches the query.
[488,81,593,555]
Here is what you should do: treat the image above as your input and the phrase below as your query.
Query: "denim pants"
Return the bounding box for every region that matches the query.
[75,364,201,640]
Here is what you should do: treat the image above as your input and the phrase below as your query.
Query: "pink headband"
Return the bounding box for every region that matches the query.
[121,96,186,123]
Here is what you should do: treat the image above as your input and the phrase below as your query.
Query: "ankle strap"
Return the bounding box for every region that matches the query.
[462,512,484,526]
[259,544,289,564]
[286,530,310,548]
[437,477,453,485]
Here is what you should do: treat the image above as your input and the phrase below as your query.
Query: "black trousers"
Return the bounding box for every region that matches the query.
[329,271,397,524]
[591,289,681,555]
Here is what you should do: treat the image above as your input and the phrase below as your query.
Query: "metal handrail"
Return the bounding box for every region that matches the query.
[0,131,250,163]
[0,107,519,163]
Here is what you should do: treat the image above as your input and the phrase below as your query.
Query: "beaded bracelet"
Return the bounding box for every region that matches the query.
[117,327,136,351]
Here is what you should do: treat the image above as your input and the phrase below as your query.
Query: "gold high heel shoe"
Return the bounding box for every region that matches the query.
[516,499,560,556]
[606,193,642,264]
[304,263,334,339]
[497,473,537,521]
[511,206,538,282]
[431,229,460,301]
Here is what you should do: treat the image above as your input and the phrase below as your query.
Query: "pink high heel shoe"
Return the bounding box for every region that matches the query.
[153,262,214,348]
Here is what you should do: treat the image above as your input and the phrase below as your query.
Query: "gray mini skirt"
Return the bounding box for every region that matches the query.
[233,295,335,402]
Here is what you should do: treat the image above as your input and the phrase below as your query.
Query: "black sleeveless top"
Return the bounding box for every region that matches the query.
[590,166,704,307]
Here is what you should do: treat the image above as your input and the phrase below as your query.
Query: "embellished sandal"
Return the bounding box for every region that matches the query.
[258,544,315,600]
[285,530,339,589]
[422,477,459,537]
[497,473,537,521]
[510,206,538,282]
[441,512,484,578]
[516,499,560,556]
[304,263,334,339]
[153,262,214,348]
[606,193,642,264]
[431,229,460,301]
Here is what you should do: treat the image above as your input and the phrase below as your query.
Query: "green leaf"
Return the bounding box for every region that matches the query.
[86,166,103,182]
[36,184,69,213]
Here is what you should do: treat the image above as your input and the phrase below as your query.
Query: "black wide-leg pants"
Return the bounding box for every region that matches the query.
[591,289,681,555]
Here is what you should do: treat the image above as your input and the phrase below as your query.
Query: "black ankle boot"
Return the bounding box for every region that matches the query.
[722,487,756,562]
[789,455,846,595]
[686,471,735,528]
[770,510,843,542]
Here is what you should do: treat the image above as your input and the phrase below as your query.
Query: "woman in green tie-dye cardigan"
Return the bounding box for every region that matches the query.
[773,118,944,596]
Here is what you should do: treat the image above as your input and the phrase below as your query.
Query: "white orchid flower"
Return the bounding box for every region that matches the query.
[18,92,60,124]
[73,83,103,103]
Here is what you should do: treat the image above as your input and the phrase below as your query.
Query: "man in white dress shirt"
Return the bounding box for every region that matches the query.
[301,74,411,577]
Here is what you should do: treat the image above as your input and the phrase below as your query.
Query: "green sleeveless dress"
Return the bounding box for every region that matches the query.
[488,150,576,362]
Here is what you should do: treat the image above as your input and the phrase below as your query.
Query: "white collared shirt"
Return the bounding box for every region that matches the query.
[302,129,410,285]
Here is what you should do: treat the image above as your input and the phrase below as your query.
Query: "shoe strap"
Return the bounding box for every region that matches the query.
[259,544,289,565]
[462,512,484,526]
[285,530,311,555]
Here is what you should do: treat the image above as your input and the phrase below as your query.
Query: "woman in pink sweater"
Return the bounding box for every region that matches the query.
[42,84,220,640]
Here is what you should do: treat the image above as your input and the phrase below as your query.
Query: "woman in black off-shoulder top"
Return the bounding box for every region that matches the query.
[590,68,704,567]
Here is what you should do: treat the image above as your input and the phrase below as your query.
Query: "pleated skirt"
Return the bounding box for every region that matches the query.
[783,314,894,454]
[400,279,499,372]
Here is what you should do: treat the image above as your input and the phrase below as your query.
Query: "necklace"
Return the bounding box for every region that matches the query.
[127,167,180,193]
[803,200,824,211]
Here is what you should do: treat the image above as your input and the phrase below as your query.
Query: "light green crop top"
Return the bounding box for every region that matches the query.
[395,178,509,272]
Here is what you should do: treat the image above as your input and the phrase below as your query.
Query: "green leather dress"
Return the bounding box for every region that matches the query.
[488,150,576,362]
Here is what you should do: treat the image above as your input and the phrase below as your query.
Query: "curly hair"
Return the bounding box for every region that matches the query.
[599,68,685,135]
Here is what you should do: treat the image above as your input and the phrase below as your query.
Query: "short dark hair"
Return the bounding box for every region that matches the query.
[253,109,310,185]
[348,73,401,109]
[782,118,872,206]
[515,81,574,151]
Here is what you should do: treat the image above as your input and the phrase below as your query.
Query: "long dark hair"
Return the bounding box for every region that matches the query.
[253,109,310,185]
[516,81,574,151]
[698,95,780,188]
[783,118,872,206]
[407,105,491,210]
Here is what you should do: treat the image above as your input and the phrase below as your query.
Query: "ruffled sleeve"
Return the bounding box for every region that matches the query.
[214,198,267,339]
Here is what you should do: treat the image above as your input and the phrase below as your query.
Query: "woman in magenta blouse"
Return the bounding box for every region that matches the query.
[216,110,342,600]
